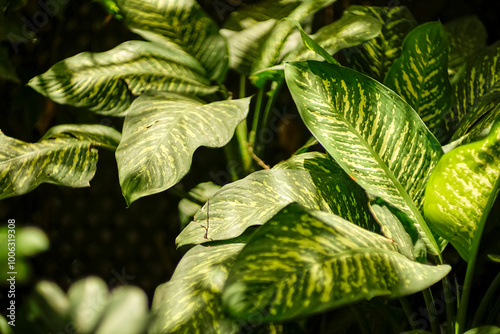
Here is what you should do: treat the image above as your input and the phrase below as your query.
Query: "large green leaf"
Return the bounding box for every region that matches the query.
[28,41,218,116]
[384,22,452,141]
[176,152,378,247]
[284,60,443,255]
[250,0,336,74]
[0,124,120,200]
[444,15,487,83]
[448,41,500,136]
[343,6,417,82]
[116,0,227,83]
[424,117,500,262]
[223,204,451,321]
[150,244,244,334]
[116,93,251,205]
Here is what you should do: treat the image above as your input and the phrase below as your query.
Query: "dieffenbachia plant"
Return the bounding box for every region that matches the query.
[2,1,500,333]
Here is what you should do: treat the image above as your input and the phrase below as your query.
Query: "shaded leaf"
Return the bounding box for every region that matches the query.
[0,124,121,200]
[116,93,251,205]
[464,327,500,334]
[0,46,19,83]
[28,41,218,116]
[343,6,417,82]
[384,22,452,142]
[150,244,244,334]
[424,117,500,261]
[178,182,221,230]
[285,60,442,255]
[177,152,378,247]
[223,204,451,321]
[489,254,500,263]
[116,0,228,83]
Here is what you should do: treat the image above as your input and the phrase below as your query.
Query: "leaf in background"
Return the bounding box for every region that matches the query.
[0,124,121,200]
[116,0,228,83]
[285,10,382,63]
[343,6,417,82]
[463,327,500,334]
[448,41,500,136]
[285,61,443,255]
[178,182,221,230]
[116,93,251,205]
[28,41,218,116]
[424,117,500,262]
[489,255,500,263]
[176,152,378,247]
[0,47,19,83]
[94,0,122,19]
[150,244,244,334]
[444,15,487,84]
[223,204,450,321]
[68,277,109,333]
[251,0,337,75]
[384,22,452,142]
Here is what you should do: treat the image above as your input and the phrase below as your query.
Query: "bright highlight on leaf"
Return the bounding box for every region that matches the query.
[223,204,450,321]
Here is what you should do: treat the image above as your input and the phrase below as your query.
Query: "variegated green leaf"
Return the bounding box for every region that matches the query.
[448,41,500,136]
[284,10,382,63]
[150,244,244,334]
[0,124,120,200]
[116,0,228,83]
[424,117,500,262]
[444,15,487,83]
[285,61,443,255]
[223,204,451,321]
[116,93,251,205]
[384,22,452,142]
[176,152,378,247]
[28,41,218,116]
[343,6,417,82]
[250,0,336,75]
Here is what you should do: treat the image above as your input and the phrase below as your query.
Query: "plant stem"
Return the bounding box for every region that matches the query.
[400,297,418,330]
[472,270,500,327]
[423,288,440,334]
[441,275,456,334]
[249,86,265,148]
[235,75,252,174]
[350,305,371,334]
[223,145,239,181]
[255,80,283,156]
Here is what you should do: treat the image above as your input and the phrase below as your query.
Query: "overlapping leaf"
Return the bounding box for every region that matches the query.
[150,244,244,334]
[176,152,378,247]
[448,41,500,136]
[424,117,500,262]
[285,60,443,254]
[384,22,452,141]
[0,124,120,200]
[116,0,228,83]
[28,41,218,116]
[223,204,450,321]
[343,6,417,82]
[116,92,251,205]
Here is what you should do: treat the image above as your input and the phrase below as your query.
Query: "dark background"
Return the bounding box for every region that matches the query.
[1,0,499,327]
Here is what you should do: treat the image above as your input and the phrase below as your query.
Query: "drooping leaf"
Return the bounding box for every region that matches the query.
[116,93,251,205]
[250,0,337,75]
[384,22,452,142]
[28,41,218,116]
[116,0,228,83]
[223,204,451,321]
[424,117,500,262]
[448,41,500,136]
[444,15,487,83]
[342,6,417,82]
[150,244,244,334]
[176,152,378,247]
[488,255,500,263]
[285,60,443,255]
[0,124,121,200]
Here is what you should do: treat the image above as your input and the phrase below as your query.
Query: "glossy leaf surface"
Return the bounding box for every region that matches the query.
[116,93,250,205]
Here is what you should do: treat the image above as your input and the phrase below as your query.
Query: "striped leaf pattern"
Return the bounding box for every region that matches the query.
[285,61,443,254]
[176,152,378,247]
[223,204,451,321]
[115,0,228,83]
[343,6,417,82]
[150,244,244,334]
[116,93,251,205]
[449,41,500,136]
[424,117,500,262]
[384,22,452,141]
[0,124,121,200]
[28,41,217,116]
